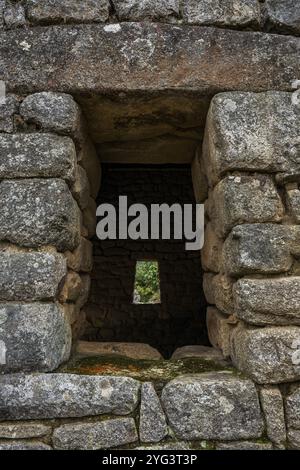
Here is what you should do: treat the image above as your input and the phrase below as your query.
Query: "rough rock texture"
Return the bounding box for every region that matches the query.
[201,223,222,272]
[0,423,51,439]
[203,92,300,186]
[0,441,51,450]
[0,133,77,182]
[136,442,191,450]
[210,175,284,237]
[286,189,300,223]
[112,0,179,21]
[285,385,300,429]
[0,179,81,251]
[65,237,93,272]
[260,386,286,444]
[0,246,66,300]
[223,224,300,276]
[287,429,300,450]
[53,417,138,450]
[3,2,26,28]
[171,345,227,364]
[0,374,140,420]
[0,303,71,373]
[265,0,300,34]
[139,382,168,443]
[206,307,234,358]
[59,271,82,303]
[230,324,300,383]
[234,277,300,325]
[0,94,19,132]
[212,274,234,314]
[27,0,110,25]
[76,341,163,360]
[1,24,299,95]
[215,441,273,450]
[77,139,101,199]
[161,372,263,440]
[71,165,90,210]
[183,0,260,27]
[191,152,208,203]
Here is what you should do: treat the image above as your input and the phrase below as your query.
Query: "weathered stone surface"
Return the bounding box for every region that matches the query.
[223,224,300,276]
[77,139,101,199]
[206,307,234,358]
[65,237,93,272]
[59,271,82,303]
[0,245,66,301]
[183,0,260,27]
[201,223,223,273]
[27,0,109,25]
[0,423,51,439]
[0,179,81,251]
[76,341,163,360]
[1,24,299,95]
[230,324,300,383]
[0,303,71,373]
[83,197,97,238]
[71,165,91,210]
[0,95,19,132]
[0,374,140,420]
[210,175,284,237]
[203,273,215,304]
[215,441,273,450]
[161,372,263,440]
[112,0,179,21]
[260,386,286,444]
[0,1,4,28]
[286,189,300,223]
[265,0,300,34]
[77,274,91,308]
[212,274,234,314]
[287,429,300,450]
[0,133,77,182]
[285,385,300,429]
[191,151,208,203]
[136,442,190,450]
[203,92,300,186]
[20,92,83,140]
[53,418,137,450]
[3,3,26,28]
[171,345,228,364]
[234,277,300,325]
[0,441,52,450]
[139,382,168,443]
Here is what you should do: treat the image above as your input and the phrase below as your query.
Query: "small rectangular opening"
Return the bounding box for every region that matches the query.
[133,260,161,304]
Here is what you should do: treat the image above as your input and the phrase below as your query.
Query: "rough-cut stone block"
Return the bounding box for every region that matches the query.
[3,3,26,28]
[0,423,51,439]
[0,246,66,301]
[191,151,208,203]
[203,92,300,186]
[139,382,168,443]
[20,92,84,140]
[0,374,140,420]
[285,385,300,430]
[234,277,300,326]
[161,372,263,440]
[76,341,163,360]
[0,179,81,251]
[0,303,71,373]
[78,139,101,199]
[286,189,300,223]
[203,273,215,304]
[59,271,82,303]
[171,345,227,365]
[215,441,273,450]
[1,24,299,95]
[77,274,91,309]
[0,133,77,182]
[223,224,300,276]
[53,417,138,450]
[83,197,97,238]
[0,1,4,28]
[206,307,233,358]
[260,387,286,444]
[0,441,52,450]
[65,237,93,272]
[201,223,223,273]
[230,324,300,383]
[0,95,19,132]
[212,274,234,314]
[71,165,91,210]
[112,0,179,20]
[27,0,109,25]
[210,175,284,237]
[287,429,300,450]
[183,0,260,27]
[265,0,300,34]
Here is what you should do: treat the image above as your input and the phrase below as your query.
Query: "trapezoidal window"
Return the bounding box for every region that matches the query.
[133,260,161,304]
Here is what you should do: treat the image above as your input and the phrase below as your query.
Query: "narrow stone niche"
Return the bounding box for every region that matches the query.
[82,164,208,358]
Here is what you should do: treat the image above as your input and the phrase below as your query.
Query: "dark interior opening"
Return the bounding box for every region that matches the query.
[82,164,208,358]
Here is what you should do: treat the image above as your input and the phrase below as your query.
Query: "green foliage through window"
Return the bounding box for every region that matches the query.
[133,261,161,304]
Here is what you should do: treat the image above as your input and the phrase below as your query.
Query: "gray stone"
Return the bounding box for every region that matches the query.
[285,385,300,429]
[260,387,286,444]
[0,423,51,439]
[0,374,140,420]
[206,307,235,358]
[77,274,91,309]
[0,179,81,251]
[135,442,190,450]
[234,277,300,326]
[210,175,284,237]
[0,95,19,132]
[171,345,228,364]
[203,92,300,186]
[161,372,263,440]
[201,223,223,273]
[265,0,300,34]
[27,0,109,25]
[0,133,77,182]
[112,0,179,21]
[0,245,66,301]
[216,441,273,450]
[77,139,101,199]
[0,441,52,450]
[212,274,235,315]
[3,3,26,28]
[286,189,300,223]
[83,197,97,238]
[223,224,300,276]
[287,429,300,450]
[71,165,91,210]
[0,1,4,28]
[230,323,300,384]
[59,271,82,303]
[139,382,168,443]
[20,92,84,141]
[76,341,163,360]
[65,237,93,272]
[53,418,137,450]
[0,302,71,373]
[191,151,208,203]
[203,273,215,304]
[183,0,260,27]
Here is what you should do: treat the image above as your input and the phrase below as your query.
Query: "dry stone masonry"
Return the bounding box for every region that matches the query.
[0,0,299,451]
